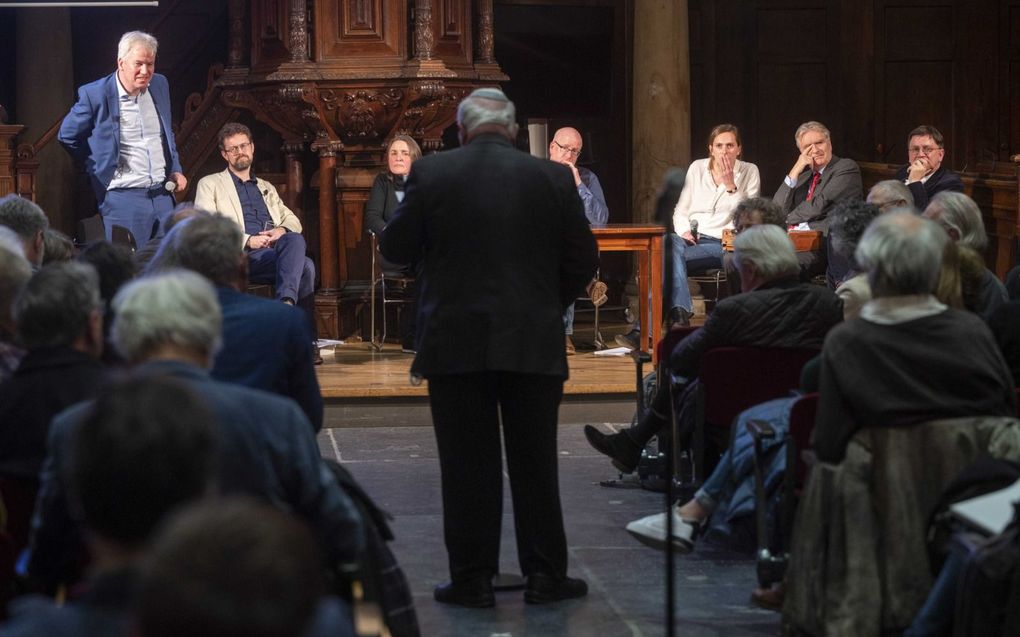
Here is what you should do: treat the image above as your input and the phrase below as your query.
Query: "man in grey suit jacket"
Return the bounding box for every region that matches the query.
[774,120,863,278]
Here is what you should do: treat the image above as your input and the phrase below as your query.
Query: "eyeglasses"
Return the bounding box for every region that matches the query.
[908,145,942,155]
[551,140,581,158]
[223,142,252,155]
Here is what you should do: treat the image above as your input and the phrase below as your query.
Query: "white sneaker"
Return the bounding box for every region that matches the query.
[625,508,697,553]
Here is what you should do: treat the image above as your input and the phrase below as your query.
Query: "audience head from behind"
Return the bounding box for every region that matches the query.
[829,200,882,263]
[867,179,915,213]
[136,498,326,637]
[923,191,987,253]
[655,168,687,228]
[41,229,74,265]
[78,241,137,306]
[71,375,216,554]
[0,194,48,266]
[731,224,799,293]
[145,214,244,288]
[855,212,947,299]
[13,262,103,357]
[732,197,786,235]
[0,244,31,339]
[111,270,222,368]
[456,87,518,144]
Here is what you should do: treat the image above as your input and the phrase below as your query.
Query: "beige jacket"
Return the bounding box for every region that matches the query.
[194,169,302,248]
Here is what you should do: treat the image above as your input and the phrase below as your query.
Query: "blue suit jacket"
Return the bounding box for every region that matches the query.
[58,72,182,204]
[27,361,364,592]
[211,287,323,432]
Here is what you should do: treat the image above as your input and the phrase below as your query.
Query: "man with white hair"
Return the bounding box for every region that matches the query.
[28,270,364,593]
[923,191,1007,318]
[0,242,31,381]
[0,194,48,267]
[59,31,185,244]
[381,87,598,607]
[586,225,842,481]
[866,179,915,213]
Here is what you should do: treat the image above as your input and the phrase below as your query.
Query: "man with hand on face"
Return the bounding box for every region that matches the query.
[893,125,963,210]
[59,31,186,245]
[548,127,608,354]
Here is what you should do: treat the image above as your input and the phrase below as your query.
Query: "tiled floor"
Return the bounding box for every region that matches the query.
[319,421,781,637]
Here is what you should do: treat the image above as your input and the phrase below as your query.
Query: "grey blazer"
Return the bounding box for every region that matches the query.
[773,155,863,232]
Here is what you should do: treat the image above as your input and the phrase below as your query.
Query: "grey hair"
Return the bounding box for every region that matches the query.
[456,87,518,137]
[13,262,101,349]
[148,214,241,286]
[732,224,799,281]
[0,226,25,258]
[794,121,830,146]
[111,270,222,364]
[118,31,158,60]
[856,211,947,297]
[0,244,31,328]
[0,194,48,240]
[867,180,915,210]
[924,191,987,253]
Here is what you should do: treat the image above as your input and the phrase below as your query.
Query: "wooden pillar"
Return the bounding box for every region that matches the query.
[413,0,436,61]
[289,0,310,63]
[632,0,690,222]
[314,139,343,290]
[0,125,25,198]
[282,141,304,221]
[227,0,248,68]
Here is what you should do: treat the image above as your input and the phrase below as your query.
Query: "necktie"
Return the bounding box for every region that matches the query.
[806,172,821,201]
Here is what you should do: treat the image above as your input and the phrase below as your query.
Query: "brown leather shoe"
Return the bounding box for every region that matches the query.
[313,347,324,366]
[565,335,576,356]
[750,582,785,612]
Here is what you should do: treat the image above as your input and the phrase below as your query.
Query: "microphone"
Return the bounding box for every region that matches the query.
[690,219,699,242]
[164,180,177,193]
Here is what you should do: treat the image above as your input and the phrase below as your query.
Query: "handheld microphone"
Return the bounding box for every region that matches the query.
[164,180,177,193]
[690,219,699,242]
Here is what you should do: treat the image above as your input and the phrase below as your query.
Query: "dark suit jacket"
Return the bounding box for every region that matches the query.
[892,164,965,210]
[774,155,863,233]
[363,172,403,236]
[210,286,323,432]
[28,361,364,591]
[58,72,182,204]
[379,133,598,378]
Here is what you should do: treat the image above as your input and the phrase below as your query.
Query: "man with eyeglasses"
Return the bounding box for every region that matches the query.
[548,127,608,354]
[194,122,318,359]
[893,125,963,210]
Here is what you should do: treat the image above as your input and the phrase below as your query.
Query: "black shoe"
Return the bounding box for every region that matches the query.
[312,348,324,366]
[614,328,640,350]
[433,577,495,608]
[583,425,642,473]
[524,574,588,604]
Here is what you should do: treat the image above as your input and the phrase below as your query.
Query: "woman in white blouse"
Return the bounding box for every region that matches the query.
[668,124,761,323]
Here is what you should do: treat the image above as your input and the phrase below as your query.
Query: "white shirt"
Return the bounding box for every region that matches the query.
[673,158,761,238]
[859,294,947,325]
[107,79,166,190]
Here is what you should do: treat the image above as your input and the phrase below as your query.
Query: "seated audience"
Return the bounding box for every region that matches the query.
[986,297,1020,385]
[894,124,964,210]
[813,212,1016,464]
[923,191,1007,319]
[0,263,106,483]
[148,214,323,430]
[28,270,364,594]
[0,195,47,268]
[136,499,355,637]
[40,229,73,265]
[0,376,215,637]
[773,121,863,279]
[866,179,915,212]
[133,203,200,271]
[77,241,138,365]
[585,225,843,477]
[668,124,760,326]
[364,134,423,353]
[828,200,882,319]
[0,243,31,382]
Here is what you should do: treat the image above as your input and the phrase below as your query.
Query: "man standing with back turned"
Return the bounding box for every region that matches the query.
[59,31,186,244]
[380,88,598,607]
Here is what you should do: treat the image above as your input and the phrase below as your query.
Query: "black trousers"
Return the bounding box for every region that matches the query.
[427,371,568,583]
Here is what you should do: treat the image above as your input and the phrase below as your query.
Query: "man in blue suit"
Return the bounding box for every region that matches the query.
[58,31,186,244]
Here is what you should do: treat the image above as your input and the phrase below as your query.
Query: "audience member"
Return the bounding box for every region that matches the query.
[813,212,1016,463]
[866,179,915,212]
[133,202,200,270]
[0,263,106,482]
[586,225,842,481]
[773,121,863,279]
[40,229,74,265]
[148,214,322,430]
[894,125,964,210]
[363,134,423,353]
[828,200,882,319]
[136,499,354,637]
[549,126,609,354]
[0,243,31,382]
[0,194,48,267]
[0,376,215,637]
[77,240,138,365]
[668,124,760,326]
[28,270,364,593]
[987,297,1020,385]
[923,191,1007,318]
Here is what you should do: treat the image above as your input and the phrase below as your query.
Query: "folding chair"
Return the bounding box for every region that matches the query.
[368,231,415,351]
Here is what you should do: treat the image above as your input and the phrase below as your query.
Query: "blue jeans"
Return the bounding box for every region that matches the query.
[694,447,731,513]
[562,303,576,335]
[668,235,724,313]
[247,232,315,303]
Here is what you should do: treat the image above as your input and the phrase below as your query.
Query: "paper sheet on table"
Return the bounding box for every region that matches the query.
[593,347,633,357]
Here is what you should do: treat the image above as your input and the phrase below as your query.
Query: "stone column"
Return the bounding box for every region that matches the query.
[632,0,690,223]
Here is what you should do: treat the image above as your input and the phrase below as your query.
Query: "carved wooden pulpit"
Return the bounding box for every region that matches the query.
[215,0,506,338]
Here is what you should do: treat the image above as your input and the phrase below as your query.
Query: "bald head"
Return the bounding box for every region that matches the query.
[549,127,582,164]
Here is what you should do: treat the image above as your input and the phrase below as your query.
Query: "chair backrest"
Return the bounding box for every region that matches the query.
[788,392,819,488]
[654,326,699,365]
[698,346,820,430]
[110,225,137,252]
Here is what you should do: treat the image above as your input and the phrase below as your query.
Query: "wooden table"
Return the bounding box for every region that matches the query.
[591,224,664,361]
